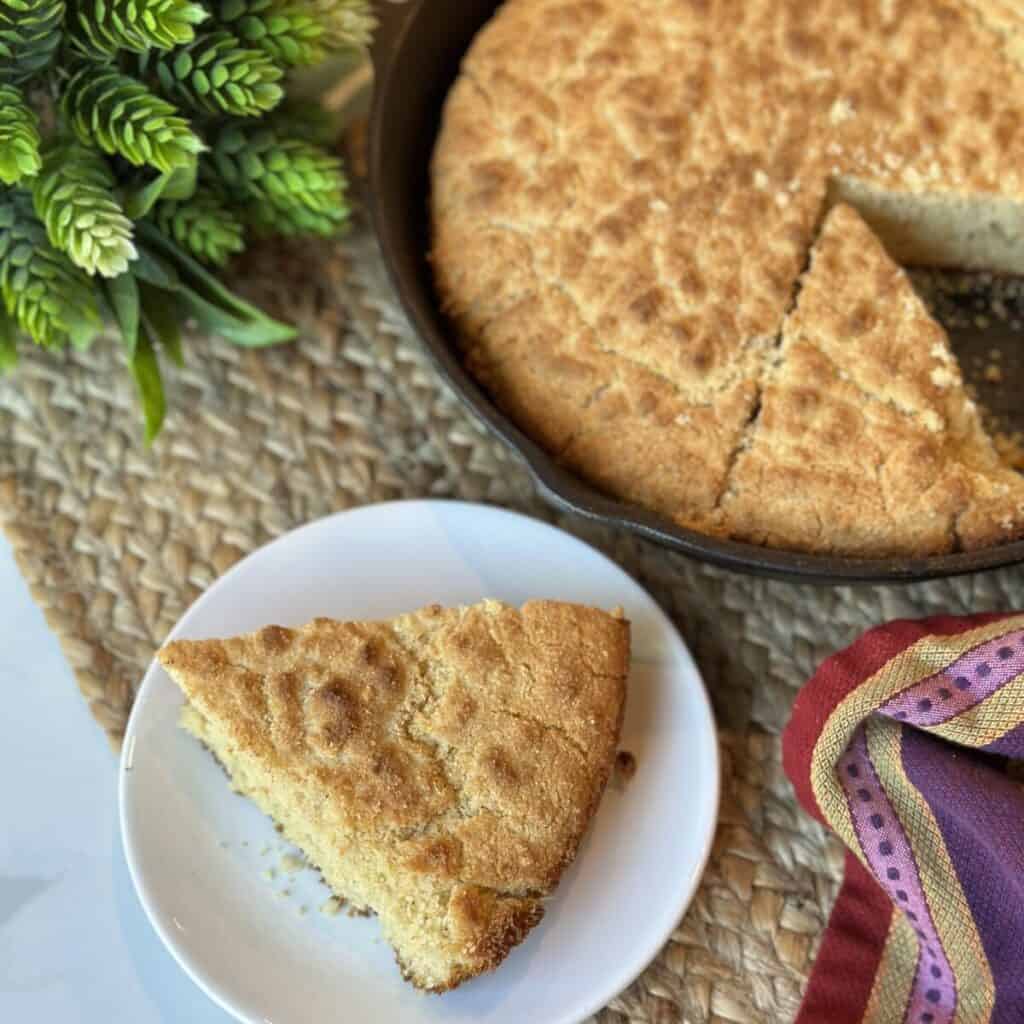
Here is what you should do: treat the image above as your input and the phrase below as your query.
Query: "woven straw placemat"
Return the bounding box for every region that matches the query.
[4,216,1024,1024]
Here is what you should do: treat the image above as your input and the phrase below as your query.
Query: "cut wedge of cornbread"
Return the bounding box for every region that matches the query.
[717,204,1024,555]
[158,599,629,992]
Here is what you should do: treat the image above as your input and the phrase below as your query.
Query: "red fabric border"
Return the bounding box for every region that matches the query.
[796,851,894,1024]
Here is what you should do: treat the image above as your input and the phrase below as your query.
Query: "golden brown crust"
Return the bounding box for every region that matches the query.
[431,0,1024,555]
[718,204,1024,555]
[437,885,547,992]
[158,599,629,990]
[394,886,544,993]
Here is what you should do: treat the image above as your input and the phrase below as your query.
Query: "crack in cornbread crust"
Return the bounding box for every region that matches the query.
[158,600,629,992]
[720,205,1024,554]
[431,0,1024,555]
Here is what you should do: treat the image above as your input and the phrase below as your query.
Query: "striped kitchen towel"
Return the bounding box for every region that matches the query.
[783,613,1024,1024]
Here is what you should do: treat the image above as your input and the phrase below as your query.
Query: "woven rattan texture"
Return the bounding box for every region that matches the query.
[3,222,1024,1023]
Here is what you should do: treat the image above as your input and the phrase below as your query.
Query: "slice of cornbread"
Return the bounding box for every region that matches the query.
[717,204,1024,555]
[158,599,629,992]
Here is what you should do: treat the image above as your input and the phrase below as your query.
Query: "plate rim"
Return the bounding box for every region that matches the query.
[119,498,721,1024]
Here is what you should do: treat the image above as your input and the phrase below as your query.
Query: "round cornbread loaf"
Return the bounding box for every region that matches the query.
[430,0,1024,556]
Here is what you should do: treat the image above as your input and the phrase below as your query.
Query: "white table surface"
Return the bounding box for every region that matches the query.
[0,535,233,1024]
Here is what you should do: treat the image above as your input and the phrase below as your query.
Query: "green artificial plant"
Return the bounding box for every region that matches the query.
[0,0,373,439]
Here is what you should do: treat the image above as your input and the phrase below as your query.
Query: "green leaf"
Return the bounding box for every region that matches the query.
[177,284,295,345]
[103,273,141,356]
[137,221,295,344]
[138,221,245,312]
[129,329,166,444]
[161,161,198,201]
[0,309,17,373]
[123,163,198,219]
[139,283,184,366]
[123,174,173,220]
[133,246,182,291]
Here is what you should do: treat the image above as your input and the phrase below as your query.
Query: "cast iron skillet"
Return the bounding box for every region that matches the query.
[366,0,1024,583]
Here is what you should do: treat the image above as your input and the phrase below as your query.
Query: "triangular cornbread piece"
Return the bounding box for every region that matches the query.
[717,204,1024,555]
[158,600,629,991]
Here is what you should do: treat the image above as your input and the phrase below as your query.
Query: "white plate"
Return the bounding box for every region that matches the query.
[120,500,719,1024]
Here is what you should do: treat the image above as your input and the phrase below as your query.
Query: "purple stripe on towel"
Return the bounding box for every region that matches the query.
[902,728,1024,1024]
[879,630,1024,729]
[839,725,956,1024]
